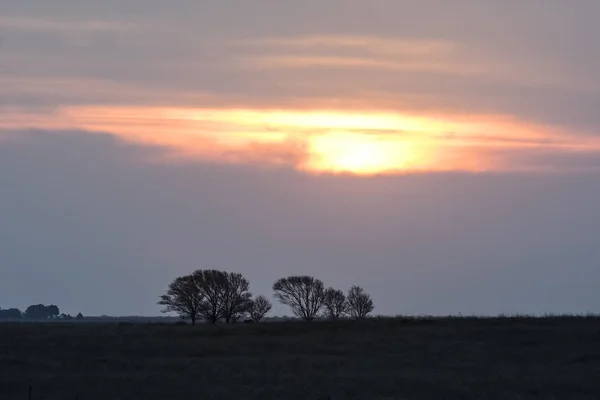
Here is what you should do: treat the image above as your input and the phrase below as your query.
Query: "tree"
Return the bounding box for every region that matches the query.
[159,269,254,324]
[273,276,325,321]
[24,305,42,319]
[0,308,22,320]
[346,286,374,319]
[76,313,84,320]
[46,305,60,319]
[249,295,272,322]
[159,274,204,325]
[221,272,253,323]
[24,304,59,320]
[196,269,228,324]
[323,288,347,320]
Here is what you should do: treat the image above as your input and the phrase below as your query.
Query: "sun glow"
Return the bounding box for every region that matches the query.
[304,132,429,175]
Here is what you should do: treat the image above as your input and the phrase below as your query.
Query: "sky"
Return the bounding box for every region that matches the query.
[1,1,600,316]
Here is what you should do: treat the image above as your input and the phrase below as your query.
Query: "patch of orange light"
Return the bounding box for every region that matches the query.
[5,105,594,174]
[303,132,431,175]
[259,111,450,133]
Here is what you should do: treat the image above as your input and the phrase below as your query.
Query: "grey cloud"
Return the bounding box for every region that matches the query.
[2,0,600,136]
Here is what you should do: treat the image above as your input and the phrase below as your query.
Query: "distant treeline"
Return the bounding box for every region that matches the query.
[3,270,375,325]
[0,304,84,321]
[159,270,375,325]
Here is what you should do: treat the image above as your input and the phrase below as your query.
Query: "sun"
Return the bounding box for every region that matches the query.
[303,132,424,175]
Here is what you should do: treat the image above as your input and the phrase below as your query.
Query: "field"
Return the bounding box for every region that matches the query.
[1,317,600,400]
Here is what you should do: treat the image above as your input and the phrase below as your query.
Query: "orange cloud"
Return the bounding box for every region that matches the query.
[4,104,600,175]
[242,56,491,77]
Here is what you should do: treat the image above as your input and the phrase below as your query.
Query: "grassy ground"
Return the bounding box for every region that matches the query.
[1,317,600,399]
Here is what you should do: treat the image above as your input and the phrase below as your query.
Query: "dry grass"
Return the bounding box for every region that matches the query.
[1,316,600,399]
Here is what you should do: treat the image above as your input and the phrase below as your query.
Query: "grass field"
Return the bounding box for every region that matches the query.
[1,316,600,399]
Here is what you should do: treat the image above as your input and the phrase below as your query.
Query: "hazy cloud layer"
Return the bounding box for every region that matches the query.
[2,1,600,128]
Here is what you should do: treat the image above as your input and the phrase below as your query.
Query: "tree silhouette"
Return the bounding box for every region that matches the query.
[160,270,254,324]
[46,305,60,319]
[249,295,272,322]
[221,272,252,323]
[323,288,347,320]
[159,275,204,325]
[273,276,325,321]
[24,305,44,319]
[24,304,60,320]
[0,308,22,320]
[196,269,228,324]
[346,286,374,319]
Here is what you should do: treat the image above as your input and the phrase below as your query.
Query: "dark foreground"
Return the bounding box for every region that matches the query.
[1,317,600,400]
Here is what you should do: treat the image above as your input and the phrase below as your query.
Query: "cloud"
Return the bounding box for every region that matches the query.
[3,2,600,173]
[238,35,456,56]
[234,34,592,92]
[0,16,136,34]
[3,1,600,137]
[4,105,600,175]
[241,55,483,77]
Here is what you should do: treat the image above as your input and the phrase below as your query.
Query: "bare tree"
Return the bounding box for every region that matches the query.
[222,272,253,323]
[346,286,374,319]
[273,276,325,321]
[249,295,272,322]
[161,270,254,325]
[323,288,347,320]
[196,269,228,324]
[158,275,204,325]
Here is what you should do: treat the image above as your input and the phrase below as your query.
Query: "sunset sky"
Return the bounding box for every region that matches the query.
[2,1,600,316]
